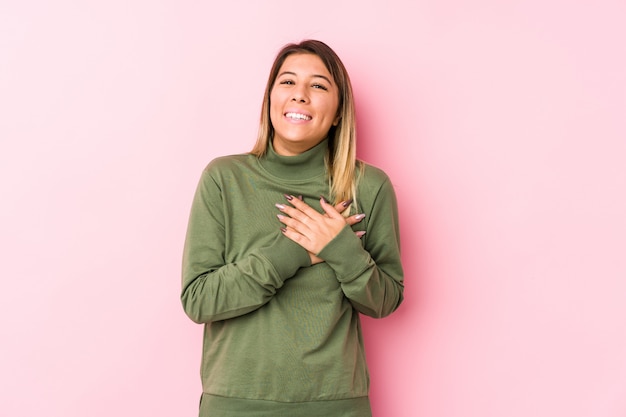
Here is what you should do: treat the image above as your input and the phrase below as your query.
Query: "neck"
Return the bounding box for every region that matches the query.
[257,139,328,181]
[272,138,327,156]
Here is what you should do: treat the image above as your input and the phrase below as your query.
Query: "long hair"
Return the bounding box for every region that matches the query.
[250,40,361,207]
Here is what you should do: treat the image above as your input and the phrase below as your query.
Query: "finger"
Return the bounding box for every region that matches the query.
[319,196,345,220]
[276,213,312,235]
[345,213,366,226]
[286,194,353,217]
[282,194,324,221]
[275,202,309,223]
[280,224,315,253]
[333,198,353,215]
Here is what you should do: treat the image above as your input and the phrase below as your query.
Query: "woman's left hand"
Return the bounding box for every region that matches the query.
[276,195,364,264]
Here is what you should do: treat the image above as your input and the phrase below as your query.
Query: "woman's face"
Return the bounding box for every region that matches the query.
[270,53,340,156]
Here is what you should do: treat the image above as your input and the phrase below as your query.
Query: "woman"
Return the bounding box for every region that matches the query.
[182,39,404,417]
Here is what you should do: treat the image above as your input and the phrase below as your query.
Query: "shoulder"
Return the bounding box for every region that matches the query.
[199,153,257,179]
[356,161,399,214]
[193,154,257,191]
[205,153,254,172]
[357,160,394,191]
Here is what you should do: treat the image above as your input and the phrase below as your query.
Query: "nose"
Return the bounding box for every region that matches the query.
[291,85,308,103]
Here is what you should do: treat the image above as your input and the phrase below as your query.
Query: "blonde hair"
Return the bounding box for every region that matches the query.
[250,40,361,207]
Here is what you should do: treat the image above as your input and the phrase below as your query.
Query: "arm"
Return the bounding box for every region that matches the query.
[181,166,310,324]
[278,177,404,318]
[318,177,404,318]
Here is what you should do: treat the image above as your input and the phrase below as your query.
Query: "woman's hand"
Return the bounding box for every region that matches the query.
[276,195,366,264]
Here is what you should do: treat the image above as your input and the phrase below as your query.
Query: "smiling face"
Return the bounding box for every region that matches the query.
[269,53,340,156]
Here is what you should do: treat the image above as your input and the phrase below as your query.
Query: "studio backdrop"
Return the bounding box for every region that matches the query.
[1,1,625,416]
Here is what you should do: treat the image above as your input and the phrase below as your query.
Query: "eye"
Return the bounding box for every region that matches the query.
[279,79,295,85]
[312,83,328,91]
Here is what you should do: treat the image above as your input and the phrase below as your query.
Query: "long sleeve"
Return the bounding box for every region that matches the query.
[317,176,404,318]
[182,145,402,411]
[181,165,311,324]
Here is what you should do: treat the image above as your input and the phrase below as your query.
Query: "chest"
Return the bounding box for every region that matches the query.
[221,177,331,260]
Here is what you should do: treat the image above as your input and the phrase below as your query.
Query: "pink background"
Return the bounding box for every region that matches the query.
[1,1,625,416]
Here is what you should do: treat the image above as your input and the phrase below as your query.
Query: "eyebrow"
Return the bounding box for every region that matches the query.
[277,71,333,86]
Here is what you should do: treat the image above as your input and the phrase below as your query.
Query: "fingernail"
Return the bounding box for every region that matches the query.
[280,227,287,233]
[356,231,367,238]
[298,195,303,201]
[284,194,293,201]
[355,213,366,221]
[277,214,285,221]
[320,195,329,204]
[342,199,354,207]
[275,203,286,210]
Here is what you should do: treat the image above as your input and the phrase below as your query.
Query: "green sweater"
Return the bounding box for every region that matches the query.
[181,139,404,417]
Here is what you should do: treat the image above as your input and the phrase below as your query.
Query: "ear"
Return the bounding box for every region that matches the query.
[333,115,341,126]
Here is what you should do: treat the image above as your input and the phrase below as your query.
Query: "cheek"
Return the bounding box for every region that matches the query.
[326,100,340,123]
[269,102,281,124]
[327,94,340,116]
[269,91,284,116]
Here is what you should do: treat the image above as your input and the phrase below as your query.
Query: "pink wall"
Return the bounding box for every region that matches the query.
[1,1,625,416]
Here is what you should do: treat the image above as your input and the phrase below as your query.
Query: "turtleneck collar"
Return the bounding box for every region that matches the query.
[258,139,328,181]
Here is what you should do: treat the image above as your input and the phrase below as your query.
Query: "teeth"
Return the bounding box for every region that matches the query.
[285,112,311,120]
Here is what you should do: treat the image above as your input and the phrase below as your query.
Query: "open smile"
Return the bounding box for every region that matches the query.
[284,112,312,121]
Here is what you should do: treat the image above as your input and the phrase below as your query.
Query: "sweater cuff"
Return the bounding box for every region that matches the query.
[317,225,371,282]
[257,234,311,280]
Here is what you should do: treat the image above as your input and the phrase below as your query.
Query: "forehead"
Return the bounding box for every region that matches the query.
[277,53,333,79]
